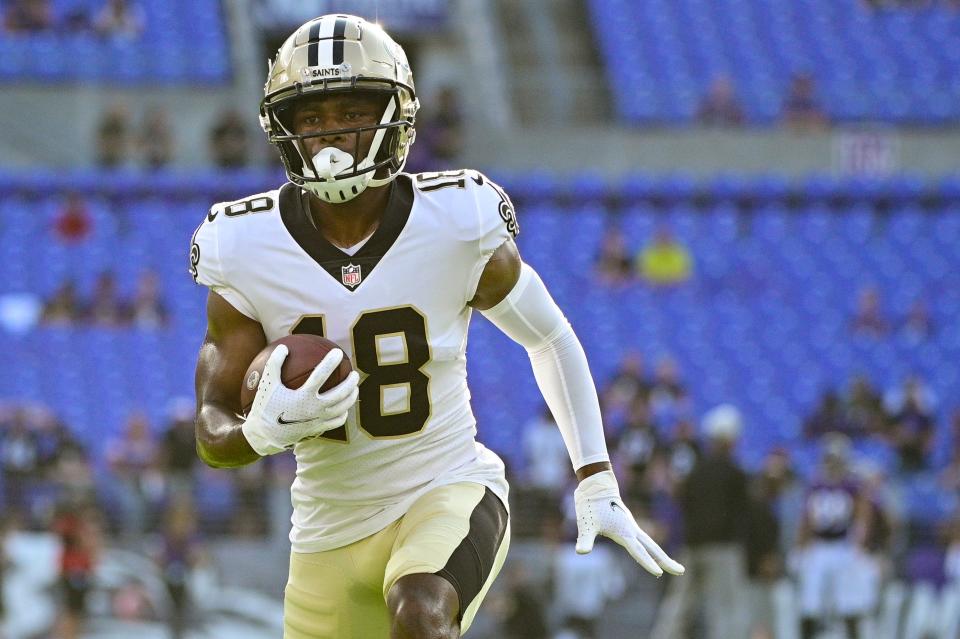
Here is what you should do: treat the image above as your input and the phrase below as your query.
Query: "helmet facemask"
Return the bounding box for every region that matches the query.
[262,79,417,204]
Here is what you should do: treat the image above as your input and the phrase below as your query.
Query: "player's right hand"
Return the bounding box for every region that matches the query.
[241,345,360,456]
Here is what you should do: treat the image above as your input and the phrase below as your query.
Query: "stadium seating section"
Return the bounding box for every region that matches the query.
[0,0,229,84]
[2,169,958,526]
[590,0,960,124]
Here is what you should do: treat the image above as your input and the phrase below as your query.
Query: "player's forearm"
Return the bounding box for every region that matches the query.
[527,330,611,469]
[196,402,261,468]
[481,263,611,471]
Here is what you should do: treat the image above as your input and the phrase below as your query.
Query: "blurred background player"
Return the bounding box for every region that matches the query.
[652,404,749,639]
[795,434,874,639]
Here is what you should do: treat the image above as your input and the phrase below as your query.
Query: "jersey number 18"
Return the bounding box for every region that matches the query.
[292,307,431,442]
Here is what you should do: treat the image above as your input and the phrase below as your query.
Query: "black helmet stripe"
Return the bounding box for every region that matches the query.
[307,20,323,67]
[306,17,348,68]
[332,18,347,65]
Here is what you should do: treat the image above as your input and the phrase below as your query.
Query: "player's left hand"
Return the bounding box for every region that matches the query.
[574,470,685,578]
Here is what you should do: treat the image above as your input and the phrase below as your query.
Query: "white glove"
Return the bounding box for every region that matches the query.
[241,346,359,456]
[574,470,685,578]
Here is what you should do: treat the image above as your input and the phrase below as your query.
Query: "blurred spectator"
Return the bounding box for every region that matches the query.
[407,85,463,171]
[902,297,933,339]
[782,73,829,131]
[594,226,633,285]
[614,396,659,499]
[96,103,132,168]
[130,269,168,328]
[209,109,251,168]
[140,107,174,169]
[105,411,160,538]
[844,375,886,436]
[230,462,270,537]
[637,226,693,286]
[883,376,936,425]
[761,449,806,558]
[62,5,92,31]
[0,407,42,516]
[41,281,81,326]
[649,355,687,404]
[745,471,782,639]
[160,397,199,495]
[55,443,98,520]
[522,406,569,497]
[665,418,699,482]
[94,0,144,39]
[851,285,889,336]
[424,85,464,163]
[32,405,82,472]
[86,271,127,326]
[498,564,549,639]
[155,498,204,639]
[3,0,52,32]
[53,193,92,244]
[940,447,960,494]
[53,501,102,639]
[858,464,893,600]
[648,355,690,430]
[602,351,650,422]
[805,391,856,440]
[884,377,935,471]
[696,75,745,127]
[653,405,749,639]
[947,518,960,585]
[940,410,960,490]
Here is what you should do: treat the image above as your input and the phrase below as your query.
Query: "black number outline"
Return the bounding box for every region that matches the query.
[223,195,275,218]
[416,170,467,192]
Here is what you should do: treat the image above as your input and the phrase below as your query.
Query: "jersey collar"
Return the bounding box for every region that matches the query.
[279,175,414,291]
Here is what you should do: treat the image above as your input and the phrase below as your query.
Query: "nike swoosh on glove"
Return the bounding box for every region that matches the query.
[574,470,685,577]
[241,345,359,456]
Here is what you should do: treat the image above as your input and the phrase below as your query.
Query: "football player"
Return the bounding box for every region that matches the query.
[795,433,873,639]
[190,14,684,639]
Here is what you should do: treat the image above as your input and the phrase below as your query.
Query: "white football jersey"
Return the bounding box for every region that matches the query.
[190,171,517,552]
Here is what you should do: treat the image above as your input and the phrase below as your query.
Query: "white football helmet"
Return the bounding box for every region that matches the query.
[260,14,419,203]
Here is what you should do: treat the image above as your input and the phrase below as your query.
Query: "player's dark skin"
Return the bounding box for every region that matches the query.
[194,91,610,639]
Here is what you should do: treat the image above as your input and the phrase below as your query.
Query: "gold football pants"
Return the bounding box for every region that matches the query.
[283,482,510,639]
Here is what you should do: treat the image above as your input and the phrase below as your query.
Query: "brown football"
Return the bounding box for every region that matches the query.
[240,334,352,416]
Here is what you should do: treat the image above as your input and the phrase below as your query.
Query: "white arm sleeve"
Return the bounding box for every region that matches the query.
[480,263,610,470]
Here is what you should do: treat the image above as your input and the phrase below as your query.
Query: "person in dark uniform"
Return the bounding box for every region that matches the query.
[652,404,749,639]
[796,433,873,639]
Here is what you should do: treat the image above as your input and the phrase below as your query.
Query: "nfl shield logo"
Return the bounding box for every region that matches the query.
[341,263,362,288]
